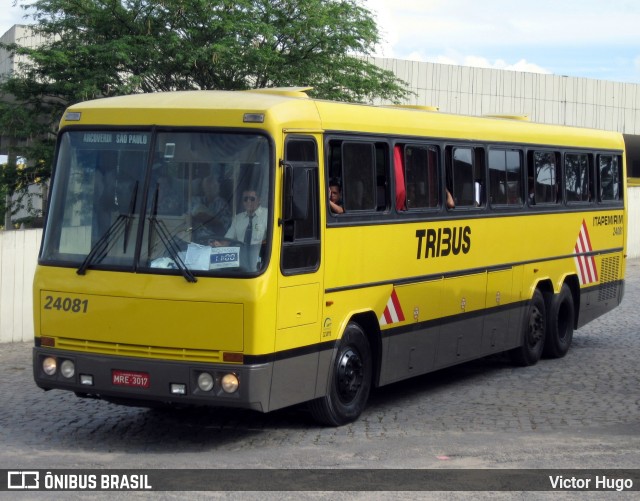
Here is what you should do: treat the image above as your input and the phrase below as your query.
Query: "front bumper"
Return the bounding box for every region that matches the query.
[33,347,273,412]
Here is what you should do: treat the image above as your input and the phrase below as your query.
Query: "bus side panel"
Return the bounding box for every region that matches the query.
[379,325,439,386]
[378,279,442,385]
[377,271,523,386]
[269,349,320,411]
[435,273,486,368]
[576,253,625,328]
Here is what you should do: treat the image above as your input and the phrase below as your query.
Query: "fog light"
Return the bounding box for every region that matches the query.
[60,359,75,379]
[80,374,93,386]
[221,373,239,394]
[197,372,214,392]
[42,357,57,376]
[170,383,186,395]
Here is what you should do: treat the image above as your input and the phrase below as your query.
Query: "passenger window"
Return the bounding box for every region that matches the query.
[327,139,388,213]
[529,151,560,205]
[402,144,440,209]
[446,146,485,208]
[598,154,622,202]
[565,153,592,203]
[489,149,523,206]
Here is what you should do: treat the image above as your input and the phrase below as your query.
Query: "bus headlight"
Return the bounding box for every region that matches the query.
[60,359,75,379]
[221,373,239,394]
[42,357,57,376]
[197,372,214,392]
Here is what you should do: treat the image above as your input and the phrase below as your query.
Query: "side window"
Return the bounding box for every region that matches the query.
[446,146,485,208]
[598,154,622,202]
[327,139,388,213]
[488,148,523,206]
[402,144,440,210]
[281,137,320,274]
[565,153,592,203]
[529,151,560,205]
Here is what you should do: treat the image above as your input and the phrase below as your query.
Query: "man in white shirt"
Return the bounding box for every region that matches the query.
[213,188,267,270]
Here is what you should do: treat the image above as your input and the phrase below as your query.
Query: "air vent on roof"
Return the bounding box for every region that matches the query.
[245,87,312,98]
[484,114,530,121]
[382,104,439,112]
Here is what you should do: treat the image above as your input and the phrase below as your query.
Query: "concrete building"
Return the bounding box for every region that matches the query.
[368,56,640,181]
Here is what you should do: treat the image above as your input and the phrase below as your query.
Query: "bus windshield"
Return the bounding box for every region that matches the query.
[41,130,272,277]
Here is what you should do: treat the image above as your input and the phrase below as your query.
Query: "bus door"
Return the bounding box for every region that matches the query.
[270,134,323,410]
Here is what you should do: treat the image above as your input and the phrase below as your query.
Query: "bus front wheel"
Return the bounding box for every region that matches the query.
[509,289,546,366]
[309,322,372,426]
[543,284,575,358]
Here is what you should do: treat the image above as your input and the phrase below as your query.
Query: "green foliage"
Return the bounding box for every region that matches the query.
[0,1,409,222]
[0,98,52,225]
[8,0,409,102]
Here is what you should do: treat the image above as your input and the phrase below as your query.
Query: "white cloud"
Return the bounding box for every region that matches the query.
[368,0,640,49]
[365,0,640,81]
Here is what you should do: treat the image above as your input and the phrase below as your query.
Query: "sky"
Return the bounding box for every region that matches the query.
[1,0,640,83]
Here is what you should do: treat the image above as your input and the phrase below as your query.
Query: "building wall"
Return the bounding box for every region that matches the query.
[370,57,640,135]
[0,24,47,78]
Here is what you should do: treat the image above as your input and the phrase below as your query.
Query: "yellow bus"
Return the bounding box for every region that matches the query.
[33,88,627,425]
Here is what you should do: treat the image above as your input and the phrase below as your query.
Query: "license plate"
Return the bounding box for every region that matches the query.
[112,370,150,388]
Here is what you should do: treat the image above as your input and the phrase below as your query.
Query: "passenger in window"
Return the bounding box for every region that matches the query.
[329,178,344,214]
[446,188,455,209]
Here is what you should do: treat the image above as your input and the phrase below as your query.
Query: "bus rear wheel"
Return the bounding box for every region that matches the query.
[309,322,372,426]
[509,289,546,366]
[543,284,575,358]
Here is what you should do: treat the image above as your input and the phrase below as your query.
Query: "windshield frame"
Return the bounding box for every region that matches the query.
[40,125,275,279]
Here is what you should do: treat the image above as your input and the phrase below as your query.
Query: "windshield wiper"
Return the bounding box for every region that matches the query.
[76,181,138,276]
[76,214,129,275]
[148,183,197,283]
[122,180,139,253]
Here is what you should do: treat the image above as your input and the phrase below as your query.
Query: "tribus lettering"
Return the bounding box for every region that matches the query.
[415,226,471,259]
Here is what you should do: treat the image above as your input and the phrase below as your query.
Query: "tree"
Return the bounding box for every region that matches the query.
[0,0,409,223]
[12,0,408,101]
[0,98,53,227]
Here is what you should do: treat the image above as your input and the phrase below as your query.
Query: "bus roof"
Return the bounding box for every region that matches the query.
[62,88,624,150]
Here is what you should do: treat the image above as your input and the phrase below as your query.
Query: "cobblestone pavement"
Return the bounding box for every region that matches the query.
[1,260,639,499]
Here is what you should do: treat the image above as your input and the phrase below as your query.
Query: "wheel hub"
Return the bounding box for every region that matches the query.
[336,348,363,402]
[528,305,545,346]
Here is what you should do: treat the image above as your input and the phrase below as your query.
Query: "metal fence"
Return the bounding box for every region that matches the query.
[1,189,639,343]
[0,228,41,343]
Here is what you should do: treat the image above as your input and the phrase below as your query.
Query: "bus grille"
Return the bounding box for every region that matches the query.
[598,256,620,302]
[54,337,223,362]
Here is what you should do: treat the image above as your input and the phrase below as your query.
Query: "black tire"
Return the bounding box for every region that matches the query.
[509,289,546,366]
[309,322,372,426]
[543,284,575,358]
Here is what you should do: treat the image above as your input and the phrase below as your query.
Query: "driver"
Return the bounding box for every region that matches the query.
[211,188,267,269]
